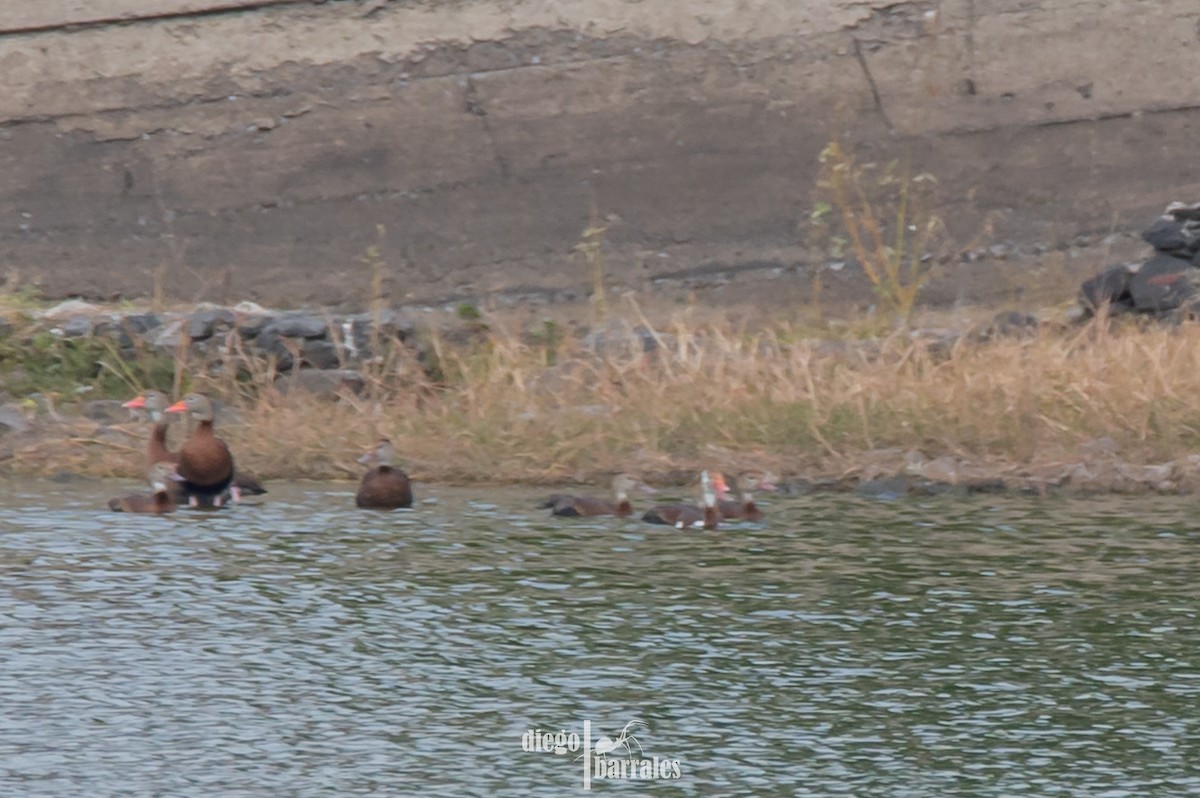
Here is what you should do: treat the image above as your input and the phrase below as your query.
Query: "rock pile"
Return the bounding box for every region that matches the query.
[1079,202,1200,318]
[22,301,424,397]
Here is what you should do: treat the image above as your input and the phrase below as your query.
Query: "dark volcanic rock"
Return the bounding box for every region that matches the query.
[300,339,342,369]
[188,308,236,341]
[1141,216,1200,257]
[1128,253,1200,312]
[61,315,94,337]
[1079,264,1135,312]
[254,331,297,371]
[122,313,161,334]
[262,313,329,339]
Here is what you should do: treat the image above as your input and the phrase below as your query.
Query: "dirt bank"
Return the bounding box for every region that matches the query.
[0,0,1197,312]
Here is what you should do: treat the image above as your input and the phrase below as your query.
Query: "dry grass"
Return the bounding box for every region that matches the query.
[11,308,1199,488]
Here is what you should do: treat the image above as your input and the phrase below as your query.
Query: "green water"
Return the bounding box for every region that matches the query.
[1,480,1197,796]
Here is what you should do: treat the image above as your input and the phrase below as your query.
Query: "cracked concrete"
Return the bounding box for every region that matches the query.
[0,0,1198,309]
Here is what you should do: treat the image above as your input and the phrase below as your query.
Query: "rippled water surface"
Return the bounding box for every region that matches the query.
[1,479,1198,796]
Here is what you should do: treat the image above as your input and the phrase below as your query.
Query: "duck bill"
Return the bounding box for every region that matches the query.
[165,400,189,414]
[638,483,658,494]
[357,452,374,465]
[122,395,147,409]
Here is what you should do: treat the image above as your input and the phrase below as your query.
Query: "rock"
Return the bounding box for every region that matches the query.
[38,299,102,320]
[1117,462,1175,488]
[1141,216,1200,256]
[188,308,236,340]
[0,403,29,434]
[918,455,959,484]
[151,319,187,349]
[300,339,342,369]
[254,331,296,370]
[122,313,161,334]
[1128,253,1199,312]
[582,322,665,355]
[61,315,94,337]
[82,399,129,423]
[274,369,365,398]
[262,313,329,339]
[93,319,133,348]
[378,308,419,339]
[236,312,273,339]
[1079,264,1135,313]
[977,310,1041,340]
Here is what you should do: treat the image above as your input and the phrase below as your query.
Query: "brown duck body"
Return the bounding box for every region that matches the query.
[109,489,176,514]
[176,420,235,502]
[717,472,775,522]
[718,498,762,522]
[642,503,720,529]
[543,474,650,518]
[149,422,180,466]
[642,471,726,530]
[356,465,413,509]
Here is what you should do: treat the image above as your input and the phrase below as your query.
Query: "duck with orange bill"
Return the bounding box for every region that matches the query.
[165,393,236,507]
[718,470,778,522]
[124,390,267,502]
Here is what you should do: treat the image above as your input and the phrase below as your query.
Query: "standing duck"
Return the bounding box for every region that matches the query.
[123,389,179,467]
[356,439,412,509]
[541,473,655,517]
[108,462,179,514]
[718,471,778,522]
[124,390,267,502]
[165,393,236,507]
[642,471,728,530]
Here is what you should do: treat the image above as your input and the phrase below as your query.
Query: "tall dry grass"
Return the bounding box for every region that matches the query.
[122,314,1200,484]
[12,308,1200,486]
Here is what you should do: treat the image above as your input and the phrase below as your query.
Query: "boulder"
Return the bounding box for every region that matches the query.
[262,313,329,339]
[1128,253,1200,313]
[1079,264,1135,312]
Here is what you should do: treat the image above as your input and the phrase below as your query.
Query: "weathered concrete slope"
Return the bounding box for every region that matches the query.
[1,0,1198,306]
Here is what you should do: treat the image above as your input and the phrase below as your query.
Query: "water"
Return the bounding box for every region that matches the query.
[1,479,1198,796]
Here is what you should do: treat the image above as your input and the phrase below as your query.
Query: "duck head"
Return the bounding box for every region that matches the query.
[358,439,397,468]
[165,393,217,422]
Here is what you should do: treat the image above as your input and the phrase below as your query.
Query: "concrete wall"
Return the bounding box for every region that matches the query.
[1,0,1199,306]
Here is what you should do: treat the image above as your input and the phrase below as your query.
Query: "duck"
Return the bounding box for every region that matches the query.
[642,471,728,530]
[122,389,179,467]
[125,390,266,502]
[541,473,655,517]
[356,439,413,509]
[165,393,236,507]
[718,470,778,522]
[108,462,179,514]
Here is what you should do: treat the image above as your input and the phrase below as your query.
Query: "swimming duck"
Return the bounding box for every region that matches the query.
[108,462,179,514]
[718,470,778,522]
[124,390,266,502]
[356,439,412,509]
[165,393,236,507]
[541,473,655,517]
[642,471,728,530]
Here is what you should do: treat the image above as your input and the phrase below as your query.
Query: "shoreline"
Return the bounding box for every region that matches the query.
[3,296,1199,497]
